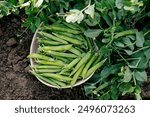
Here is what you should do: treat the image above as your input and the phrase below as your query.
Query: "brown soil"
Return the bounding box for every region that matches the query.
[0,15,149,100]
[0,15,87,100]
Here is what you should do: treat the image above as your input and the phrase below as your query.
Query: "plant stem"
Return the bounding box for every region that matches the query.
[132,72,137,86]
[144,30,150,36]
[132,46,149,55]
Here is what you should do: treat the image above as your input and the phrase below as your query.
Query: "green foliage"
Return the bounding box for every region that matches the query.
[83,0,150,100]
[0,0,150,99]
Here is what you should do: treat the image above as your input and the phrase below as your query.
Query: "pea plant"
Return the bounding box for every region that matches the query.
[82,0,150,100]
[0,0,150,99]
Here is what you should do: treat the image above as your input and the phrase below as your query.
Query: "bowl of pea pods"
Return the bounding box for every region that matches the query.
[28,22,106,88]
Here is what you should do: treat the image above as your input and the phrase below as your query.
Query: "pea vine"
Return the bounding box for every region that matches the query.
[0,0,150,99]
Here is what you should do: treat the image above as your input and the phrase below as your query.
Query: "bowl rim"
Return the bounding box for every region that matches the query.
[30,28,93,89]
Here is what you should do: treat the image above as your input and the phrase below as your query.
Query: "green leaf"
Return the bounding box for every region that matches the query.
[134,70,147,82]
[136,31,145,47]
[30,23,36,32]
[123,67,132,82]
[34,17,41,27]
[99,92,110,100]
[111,85,119,100]
[144,49,150,60]
[84,4,95,18]
[100,66,112,78]
[88,73,101,84]
[114,41,125,47]
[84,84,96,96]
[124,49,133,55]
[122,37,134,50]
[119,83,134,95]
[19,0,25,4]
[84,29,102,38]
[134,85,142,94]
[84,13,100,26]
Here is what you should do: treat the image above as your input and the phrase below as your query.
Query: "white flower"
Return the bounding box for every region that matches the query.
[20,1,31,8]
[66,9,84,24]
[35,0,44,8]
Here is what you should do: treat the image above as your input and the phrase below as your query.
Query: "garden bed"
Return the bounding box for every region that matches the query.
[0,15,87,100]
[0,15,150,100]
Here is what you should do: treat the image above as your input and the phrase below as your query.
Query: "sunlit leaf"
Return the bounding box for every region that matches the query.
[84,29,102,38]
[123,67,132,82]
[84,4,95,18]
[115,0,123,9]
[136,31,144,47]
[134,70,147,82]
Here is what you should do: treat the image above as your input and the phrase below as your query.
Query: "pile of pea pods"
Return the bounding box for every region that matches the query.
[28,22,106,88]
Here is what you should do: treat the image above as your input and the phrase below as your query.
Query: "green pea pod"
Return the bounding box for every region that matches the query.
[28,53,54,61]
[86,37,94,50]
[69,47,82,56]
[30,71,60,88]
[114,29,136,39]
[82,53,98,78]
[69,23,85,32]
[70,51,91,76]
[40,73,72,81]
[86,58,107,78]
[61,57,81,73]
[31,65,61,69]
[38,38,62,45]
[56,57,72,64]
[71,65,85,86]
[50,78,67,87]
[53,33,83,45]
[62,22,79,30]
[38,31,68,44]
[46,50,77,58]
[36,60,65,66]
[41,44,73,51]
[43,25,81,34]
[54,31,84,41]
[35,68,61,73]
